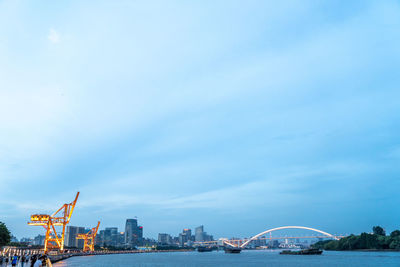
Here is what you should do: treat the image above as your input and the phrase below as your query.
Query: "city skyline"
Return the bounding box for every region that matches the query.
[1,0,400,240]
[15,217,219,248]
[16,221,328,250]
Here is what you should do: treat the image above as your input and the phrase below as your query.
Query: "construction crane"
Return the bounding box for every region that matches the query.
[28,192,80,253]
[76,221,100,252]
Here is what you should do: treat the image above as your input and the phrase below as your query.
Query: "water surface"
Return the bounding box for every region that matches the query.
[53,250,400,267]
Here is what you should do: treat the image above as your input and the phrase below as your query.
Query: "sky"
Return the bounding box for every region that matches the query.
[1,0,400,240]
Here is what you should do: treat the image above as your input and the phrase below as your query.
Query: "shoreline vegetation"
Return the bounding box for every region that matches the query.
[312,226,400,251]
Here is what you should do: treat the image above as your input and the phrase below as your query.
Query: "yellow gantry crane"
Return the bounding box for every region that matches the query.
[76,221,100,252]
[28,192,80,253]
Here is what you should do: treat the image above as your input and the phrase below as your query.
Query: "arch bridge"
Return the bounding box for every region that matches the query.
[223,226,341,248]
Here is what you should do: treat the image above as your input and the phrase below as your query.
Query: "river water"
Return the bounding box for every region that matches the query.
[52,250,400,267]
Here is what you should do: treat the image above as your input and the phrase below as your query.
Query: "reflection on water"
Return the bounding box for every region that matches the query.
[52,250,400,267]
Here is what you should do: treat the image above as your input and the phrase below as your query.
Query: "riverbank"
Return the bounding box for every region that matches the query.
[52,250,400,267]
[312,227,400,251]
[0,247,195,264]
[325,249,400,252]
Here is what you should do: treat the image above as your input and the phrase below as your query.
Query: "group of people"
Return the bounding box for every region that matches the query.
[0,254,49,267]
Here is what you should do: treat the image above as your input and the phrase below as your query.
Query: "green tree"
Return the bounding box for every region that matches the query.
[325,240,339,250]
[0,221,11,247]
[373,226,386,236]
[339,235,358,250]
[389,239,400,249]
[358,233,378,249]
[390,230,400,238]
[377,235,391,249]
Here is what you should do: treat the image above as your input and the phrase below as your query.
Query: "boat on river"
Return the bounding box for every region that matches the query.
[224,247,242,253]
[197,246,213,252]
[280,248,323,255]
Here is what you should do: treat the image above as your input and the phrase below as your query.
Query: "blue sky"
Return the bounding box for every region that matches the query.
[1,0,400,239]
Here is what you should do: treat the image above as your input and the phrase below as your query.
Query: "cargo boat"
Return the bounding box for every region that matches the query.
[224,247,242,253]
[197,246,213,252]
[280,248,323,255]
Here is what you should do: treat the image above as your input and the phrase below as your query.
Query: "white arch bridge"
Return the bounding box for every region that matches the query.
[217,226,343,248]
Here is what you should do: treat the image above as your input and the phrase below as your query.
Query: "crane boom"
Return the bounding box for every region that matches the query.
[76,221,101,252]
[28,192,80,253]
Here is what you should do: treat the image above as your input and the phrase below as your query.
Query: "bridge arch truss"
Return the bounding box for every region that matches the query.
[225,226,339,248]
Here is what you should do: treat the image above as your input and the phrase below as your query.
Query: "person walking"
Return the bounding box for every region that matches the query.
[33,256,42,267]
[30,255,37,267]
[11,254,18,267]
[21,255,26,267]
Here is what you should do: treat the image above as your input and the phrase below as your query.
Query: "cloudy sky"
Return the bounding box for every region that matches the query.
[1,0,400,239]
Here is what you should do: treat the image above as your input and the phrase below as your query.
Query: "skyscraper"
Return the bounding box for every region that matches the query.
[158,233,172,245]
[124,218,143,248]
[195,225,213,242]
[138,226,143,242]
[65,226,77,247]
[195,225,204,242]
[183,228,192,239]
[65,226,85,248]
[104,227,118,247]
[179,228,193,246]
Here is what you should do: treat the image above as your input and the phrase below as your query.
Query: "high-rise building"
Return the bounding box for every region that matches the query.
[158,233,172,245]
[96,228,125,247]
[103,227,119,247]
[65,226,85,248]
[124,218,143,248]
[65,226,77,247]
[195,225,204,242]
[117,232,125,247]
[178,228,193,246]
[183,229,192,239]
[195,225,213,242]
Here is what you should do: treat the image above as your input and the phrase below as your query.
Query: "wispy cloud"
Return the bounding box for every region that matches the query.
[48,28,61,44]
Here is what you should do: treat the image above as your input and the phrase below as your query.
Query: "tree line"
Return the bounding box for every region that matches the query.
[0,221,11,247]
[313,226,400,250]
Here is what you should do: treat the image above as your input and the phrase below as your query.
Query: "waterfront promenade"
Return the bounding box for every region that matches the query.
[0,247,194,266]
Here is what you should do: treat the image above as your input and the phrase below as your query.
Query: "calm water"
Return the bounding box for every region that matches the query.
[52,250,400,267]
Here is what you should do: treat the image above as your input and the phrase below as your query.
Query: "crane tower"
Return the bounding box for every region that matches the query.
[28,192,80,253]
[76,221,100,252]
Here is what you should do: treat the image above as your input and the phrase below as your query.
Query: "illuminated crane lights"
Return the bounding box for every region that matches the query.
[28,192,80,253]
[76,221,100,252]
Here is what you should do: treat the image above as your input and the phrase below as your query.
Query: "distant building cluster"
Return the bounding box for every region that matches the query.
[158,225,214,247]
[96,227,124,248]
[94,218,146,248]
[17,218,147,249]
[13,222,217,249]
[17,234,48,246]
